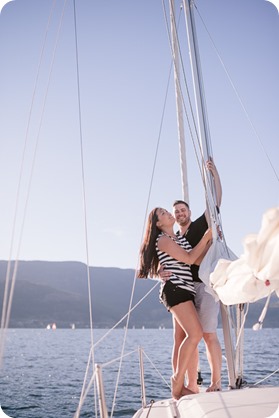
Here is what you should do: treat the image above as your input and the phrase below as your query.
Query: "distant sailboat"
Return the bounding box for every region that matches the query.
[46,323,57,330]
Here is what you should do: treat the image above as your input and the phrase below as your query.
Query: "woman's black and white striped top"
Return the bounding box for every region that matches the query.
[156,232,195,295]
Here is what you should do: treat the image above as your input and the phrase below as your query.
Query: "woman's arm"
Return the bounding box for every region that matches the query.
[157,229,212,265]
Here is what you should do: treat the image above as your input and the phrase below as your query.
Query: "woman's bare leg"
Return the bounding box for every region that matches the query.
[170,301,203,399]
[172,316,184,372]
[172,317,199,393]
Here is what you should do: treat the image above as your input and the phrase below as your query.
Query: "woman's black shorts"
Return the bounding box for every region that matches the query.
[160,280,195,311]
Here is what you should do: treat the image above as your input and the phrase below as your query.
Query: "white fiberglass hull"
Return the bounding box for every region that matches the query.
[133,386,279,418]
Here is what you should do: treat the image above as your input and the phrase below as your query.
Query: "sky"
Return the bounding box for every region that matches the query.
[0,0,278,270]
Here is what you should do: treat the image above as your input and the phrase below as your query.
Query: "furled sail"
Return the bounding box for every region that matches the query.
[210,207,279,305]
[199,238,238,301]
[182,0,238,303]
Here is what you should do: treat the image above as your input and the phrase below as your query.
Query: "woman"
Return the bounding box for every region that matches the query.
[138,207,212,400]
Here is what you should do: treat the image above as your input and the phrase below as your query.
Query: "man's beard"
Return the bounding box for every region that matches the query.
[178,216,190,226]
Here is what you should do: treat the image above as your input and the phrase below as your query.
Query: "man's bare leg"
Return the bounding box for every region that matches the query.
[204,332,222,391]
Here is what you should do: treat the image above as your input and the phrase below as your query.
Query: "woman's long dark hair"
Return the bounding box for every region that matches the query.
[138,208,161,278]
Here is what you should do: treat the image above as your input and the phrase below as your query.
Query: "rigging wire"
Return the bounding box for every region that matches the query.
[99,2,224,403]
[90,0,279,411]
[163,0,222,232]
[102,3,227,412]
[76,282,160,415]
[70,3,177,416]
[92,282,160,349]
[96,0,278,410]
[1,2,277,415]
[166,0,254,390]
[162,0,201,166]
[101,3,208,414]
[71,0,98,416]
[0,0,57,330]
[195,4,279,184]
[74,346,95,418]
[0,0,67,368]
[109,9,182,416]
[103,3,201,410]
[110,276,156,416]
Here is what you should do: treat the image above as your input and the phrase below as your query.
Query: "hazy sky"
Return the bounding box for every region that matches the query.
[0,0,278,269]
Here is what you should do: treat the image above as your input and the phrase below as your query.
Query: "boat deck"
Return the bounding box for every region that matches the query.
[133,386,279,418]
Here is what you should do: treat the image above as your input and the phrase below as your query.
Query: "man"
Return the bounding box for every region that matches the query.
[162,159,222,393]
[174,159,222,392]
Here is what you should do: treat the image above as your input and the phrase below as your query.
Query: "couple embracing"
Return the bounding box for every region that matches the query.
[137,160,222,400]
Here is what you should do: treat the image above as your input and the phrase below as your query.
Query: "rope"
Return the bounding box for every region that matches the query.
[235,304,246,380]
[254,368,279,386]
[253,293,272,331]
[235,304,249,349]
[146,400,155,417]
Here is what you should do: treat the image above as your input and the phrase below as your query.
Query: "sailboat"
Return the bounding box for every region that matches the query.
[0,1,278,418]
[129,1,279,417]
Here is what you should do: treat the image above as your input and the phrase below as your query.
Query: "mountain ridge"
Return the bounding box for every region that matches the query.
[0,260,278,328]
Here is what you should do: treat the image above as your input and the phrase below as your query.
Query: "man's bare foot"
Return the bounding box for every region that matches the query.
[206,383,222,392]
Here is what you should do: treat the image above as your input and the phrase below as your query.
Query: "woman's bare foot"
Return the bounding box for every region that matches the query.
[186,384,199,394]
[171,376,183,400]
[181,386,195,396]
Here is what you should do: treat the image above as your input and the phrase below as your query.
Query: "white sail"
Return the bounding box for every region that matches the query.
[198,238,238,301]
[210,206,279,305]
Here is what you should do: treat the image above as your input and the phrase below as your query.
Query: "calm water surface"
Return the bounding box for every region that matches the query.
[0,328,278,417]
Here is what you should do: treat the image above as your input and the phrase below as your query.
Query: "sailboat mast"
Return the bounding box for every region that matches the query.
[169,0,190,204]
[182,0,217,217]
[182,0,238,389]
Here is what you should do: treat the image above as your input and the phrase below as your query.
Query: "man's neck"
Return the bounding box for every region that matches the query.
[179,220,191,235]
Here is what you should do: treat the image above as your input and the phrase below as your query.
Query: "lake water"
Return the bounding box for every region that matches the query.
[0,328,278,418]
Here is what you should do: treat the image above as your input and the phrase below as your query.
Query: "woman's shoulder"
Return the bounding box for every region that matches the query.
[156,232,166,244]
[157,233,178,249]
[158,232,179,242]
